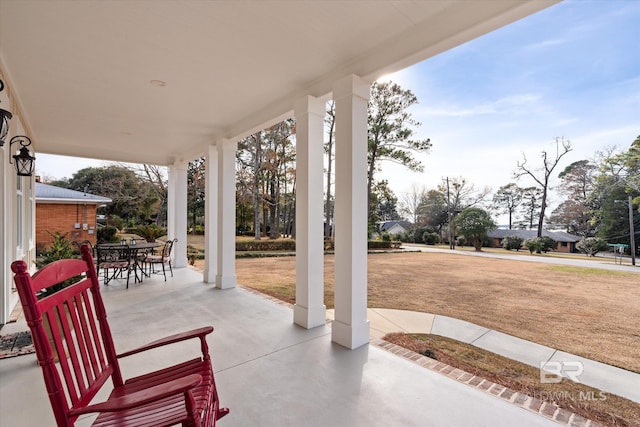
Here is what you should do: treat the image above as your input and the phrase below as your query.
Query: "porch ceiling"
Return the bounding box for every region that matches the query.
[0,1,556,166]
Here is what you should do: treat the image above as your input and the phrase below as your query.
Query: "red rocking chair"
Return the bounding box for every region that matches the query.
[11,244,229,427]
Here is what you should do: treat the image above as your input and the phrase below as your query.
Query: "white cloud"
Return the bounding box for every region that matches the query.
[523,38,568,51]
[417,93,542,118]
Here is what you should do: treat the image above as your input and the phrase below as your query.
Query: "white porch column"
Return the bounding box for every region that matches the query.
[293,95,326,329]
[332,75,371,349]
[203,144,218,283]
[215,139,237,289]
[167,162,188,268]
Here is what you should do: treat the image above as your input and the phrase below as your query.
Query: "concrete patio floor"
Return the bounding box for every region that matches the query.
[0,267,564,426]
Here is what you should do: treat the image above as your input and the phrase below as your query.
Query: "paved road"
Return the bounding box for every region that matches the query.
[402,244,640,273]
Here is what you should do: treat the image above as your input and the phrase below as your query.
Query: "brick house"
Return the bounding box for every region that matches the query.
[487,229,582,253]
[35,182,111,252]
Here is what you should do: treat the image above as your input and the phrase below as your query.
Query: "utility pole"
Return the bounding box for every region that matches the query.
[629,195,636,266]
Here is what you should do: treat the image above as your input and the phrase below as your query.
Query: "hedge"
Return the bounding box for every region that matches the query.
[186,239,403,254]
[236,239,296,251]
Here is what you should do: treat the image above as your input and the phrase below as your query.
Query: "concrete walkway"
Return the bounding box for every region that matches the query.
[402,244,640,273]
[326,308,640,403]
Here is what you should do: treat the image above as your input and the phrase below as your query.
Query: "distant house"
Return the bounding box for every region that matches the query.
[487,229,582,253]
[377,220,412,238]
[35,182,112,252]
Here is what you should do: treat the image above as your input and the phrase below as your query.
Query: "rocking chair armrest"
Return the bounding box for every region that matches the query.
[68,374,202,416]
[117,326,214,358]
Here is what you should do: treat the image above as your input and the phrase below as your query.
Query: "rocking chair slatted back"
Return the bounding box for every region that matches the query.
[12,247,122,426]
[12,244,229,427]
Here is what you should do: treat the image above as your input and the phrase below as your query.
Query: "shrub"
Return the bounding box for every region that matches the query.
[37,231,76,266]
[133,224,167,242]
[381,233,391,242]
[367,240,393,249]
[539,236,557,253]
[502,235,524,251]
[422,232,440,245]
[456,236,466,247]
[576,237,609,256]
[409,226,434,243]
[523,236,557,254]
[36,232,81,297]
[396,232,410,243]
[97,226,119,244]
[523,238,541,254]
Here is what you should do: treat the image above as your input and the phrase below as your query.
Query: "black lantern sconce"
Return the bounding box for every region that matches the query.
[0,79,12,146]
[9,135,36,177]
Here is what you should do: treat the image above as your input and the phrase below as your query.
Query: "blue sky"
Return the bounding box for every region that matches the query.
[379,0,640,209]
[38,1,639,220]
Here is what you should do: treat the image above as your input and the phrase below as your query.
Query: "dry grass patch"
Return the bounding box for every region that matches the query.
[384,333,640,427]
[227,252,640,373]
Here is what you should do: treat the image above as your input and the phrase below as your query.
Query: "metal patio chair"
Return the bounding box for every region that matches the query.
[145,238,177,281]
[95,244,133,288]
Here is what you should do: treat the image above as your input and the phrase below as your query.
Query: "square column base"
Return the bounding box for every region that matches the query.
[293,304,327,329]
[331,319,370,349]
[215,274,236,289]
[203,269,215,284]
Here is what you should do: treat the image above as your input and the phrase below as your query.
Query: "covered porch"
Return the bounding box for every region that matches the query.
[1,2,566,424]
[0,267,559,426]
[0,1,559,338]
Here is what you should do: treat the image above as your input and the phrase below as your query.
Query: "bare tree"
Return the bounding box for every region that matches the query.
[125,163,168,225]
[237,131,264,240]
[237,121,295,240]
[399,184,427,223]
[437,177,491,213]
[514,137,572,237]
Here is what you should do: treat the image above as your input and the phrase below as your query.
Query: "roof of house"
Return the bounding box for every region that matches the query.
[380,221,411,232]
[35,182,112,204]
[487,229,581,243]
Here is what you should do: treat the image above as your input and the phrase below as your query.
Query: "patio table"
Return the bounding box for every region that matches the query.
[96,242,162,284]
[129,241,163,280]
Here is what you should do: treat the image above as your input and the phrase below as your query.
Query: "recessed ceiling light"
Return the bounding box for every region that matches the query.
[150,80,167,87]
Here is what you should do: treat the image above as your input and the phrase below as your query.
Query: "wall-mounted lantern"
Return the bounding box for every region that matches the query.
[9,135,36,177]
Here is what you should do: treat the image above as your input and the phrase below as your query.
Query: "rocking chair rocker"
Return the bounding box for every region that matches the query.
[11,244,229,427]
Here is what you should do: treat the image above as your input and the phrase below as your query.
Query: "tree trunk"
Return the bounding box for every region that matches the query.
[269,180,278,239]
[325,104,335,239]
[537,179,548,238]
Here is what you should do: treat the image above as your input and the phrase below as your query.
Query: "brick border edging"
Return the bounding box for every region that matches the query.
[372,339,603,427]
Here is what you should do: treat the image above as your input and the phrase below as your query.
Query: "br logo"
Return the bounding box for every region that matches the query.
[539,361,584,383]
